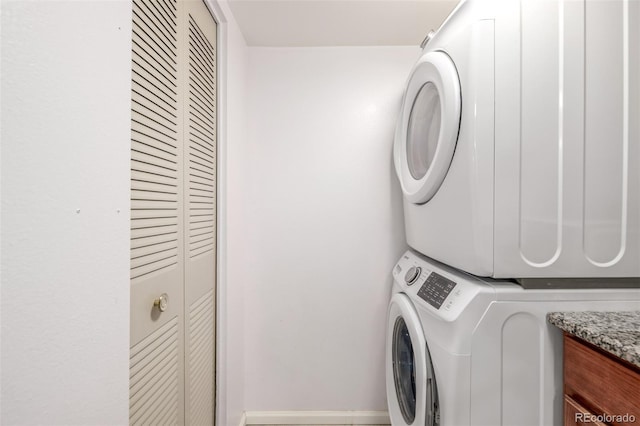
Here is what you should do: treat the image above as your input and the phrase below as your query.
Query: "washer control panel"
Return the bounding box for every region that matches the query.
[393,250,484,320]
[417,272,456,309]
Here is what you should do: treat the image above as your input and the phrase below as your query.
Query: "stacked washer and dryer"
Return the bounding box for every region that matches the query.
[386,0,640,425]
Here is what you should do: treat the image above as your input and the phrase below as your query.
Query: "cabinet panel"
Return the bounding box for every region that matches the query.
[564,335,640,426]
[564,396,606,426]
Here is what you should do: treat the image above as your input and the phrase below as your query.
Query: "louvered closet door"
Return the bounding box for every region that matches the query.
[130,0,216,424]
[130,0,185,424]
[182,1,217,425]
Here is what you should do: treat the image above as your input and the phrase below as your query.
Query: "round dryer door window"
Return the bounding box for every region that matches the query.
[394,51,461,204]
[407,82,442,180]
[386,293,440,426]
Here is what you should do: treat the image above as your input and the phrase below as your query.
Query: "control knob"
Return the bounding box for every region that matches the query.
[404,266,421,285]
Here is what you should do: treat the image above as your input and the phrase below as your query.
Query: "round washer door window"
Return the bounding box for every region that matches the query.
[386,293,440,426]
[392,316,417,423]
[394,51,461,204]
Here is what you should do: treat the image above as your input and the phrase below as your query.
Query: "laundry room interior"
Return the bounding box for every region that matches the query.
[1,0,638,425]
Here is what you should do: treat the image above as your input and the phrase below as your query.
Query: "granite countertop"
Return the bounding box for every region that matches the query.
[547,311,640,368]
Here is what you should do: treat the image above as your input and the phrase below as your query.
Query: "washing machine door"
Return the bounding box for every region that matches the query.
[386,293,439,426]
[394,51,461,204]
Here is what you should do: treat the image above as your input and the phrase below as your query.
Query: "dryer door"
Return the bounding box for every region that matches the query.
[394,51,461,204]
[386,293,440,426]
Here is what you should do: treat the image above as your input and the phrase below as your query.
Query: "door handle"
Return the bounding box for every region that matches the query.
[153,293,169,312]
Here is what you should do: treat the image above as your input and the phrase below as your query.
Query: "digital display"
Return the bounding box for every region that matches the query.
[417,272,457,309]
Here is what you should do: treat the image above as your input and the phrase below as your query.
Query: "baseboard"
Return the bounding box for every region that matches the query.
[238,412,247,426]
[243,410,390,425]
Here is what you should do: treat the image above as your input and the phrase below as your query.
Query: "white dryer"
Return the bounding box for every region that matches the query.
[394,0,640,280]
[386,249,640,426]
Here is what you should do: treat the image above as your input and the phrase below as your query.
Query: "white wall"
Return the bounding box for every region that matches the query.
[1,1,131,424]
[215,1,249,425]
[1,1,418,419]
[242,46,418,410]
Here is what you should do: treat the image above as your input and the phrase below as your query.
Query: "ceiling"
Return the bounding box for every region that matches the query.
[227,0,461,47]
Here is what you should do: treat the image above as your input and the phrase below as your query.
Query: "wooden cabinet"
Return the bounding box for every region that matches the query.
[564,395,607,426]
[563,334,640,426]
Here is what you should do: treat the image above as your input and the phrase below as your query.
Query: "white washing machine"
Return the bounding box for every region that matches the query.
[386,250,640,426]
[394,0,640,280]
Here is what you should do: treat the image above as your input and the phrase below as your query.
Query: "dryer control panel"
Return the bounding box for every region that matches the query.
[393,250,488,321]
